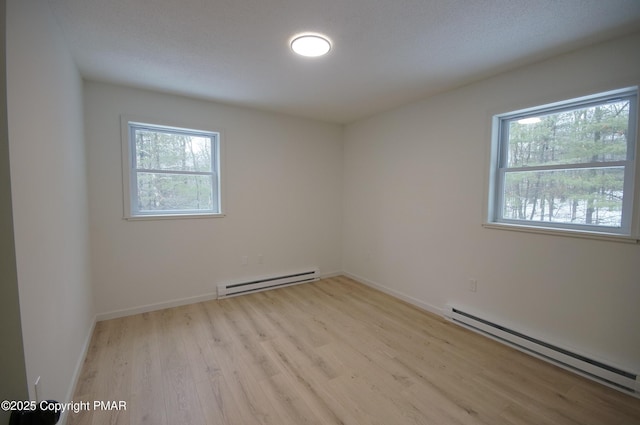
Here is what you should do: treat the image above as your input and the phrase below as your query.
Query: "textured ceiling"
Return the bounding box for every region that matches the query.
[47,0,640,123]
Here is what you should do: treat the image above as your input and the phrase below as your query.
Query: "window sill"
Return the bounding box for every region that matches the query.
[482,222,639,244]
[125,213,226,221]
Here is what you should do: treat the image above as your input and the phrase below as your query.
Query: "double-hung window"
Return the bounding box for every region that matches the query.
[122,117,223,218]
[488,87,638,239]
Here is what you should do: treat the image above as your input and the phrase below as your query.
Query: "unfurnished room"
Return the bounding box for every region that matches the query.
[2,0,640,424]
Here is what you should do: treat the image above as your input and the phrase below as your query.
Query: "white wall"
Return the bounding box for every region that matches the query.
[343,31,640,372]
[84,82,343,316]
[0,2,29,423]
[7,0,94,403]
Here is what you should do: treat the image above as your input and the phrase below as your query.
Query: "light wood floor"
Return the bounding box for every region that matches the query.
[69,276,640,425]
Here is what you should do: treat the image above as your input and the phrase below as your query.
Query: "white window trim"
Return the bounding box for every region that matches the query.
[485,87,640,243]
[120,115,226,220]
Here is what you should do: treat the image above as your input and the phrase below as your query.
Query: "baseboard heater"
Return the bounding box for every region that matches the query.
[444,305,639,397]
[217,268,319,299]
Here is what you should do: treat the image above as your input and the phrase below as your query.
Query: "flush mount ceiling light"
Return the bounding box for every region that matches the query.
[290,34,331,57]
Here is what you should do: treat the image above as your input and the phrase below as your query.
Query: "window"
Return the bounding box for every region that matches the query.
[121,117,223,218]
[488,88,638,238]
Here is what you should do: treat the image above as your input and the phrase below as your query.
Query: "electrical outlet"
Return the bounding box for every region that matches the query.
[257,254,263,264]
[241,256,248,266]
[469,279,478,292]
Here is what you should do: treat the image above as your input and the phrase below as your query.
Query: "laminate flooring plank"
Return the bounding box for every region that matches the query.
[251,290,332,348]
[257,372,323,425]
[129,312,167,425]
[73,321,108,399]
[195,305,271,425]
[68,276,640,425]
[194,374,243,425]
[261,338,359,425]
[156,307,207,425]
[89,317,134,425]
[217,298,280,381]
[244,294,343,381]
[174,303,223,383]
[565,382,640,425]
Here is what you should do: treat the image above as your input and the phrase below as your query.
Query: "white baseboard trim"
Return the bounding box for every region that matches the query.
[60,314,97,425]
[95,270,437,323]
[96,291,218,322]
[98,271,342,322]
[342,271,443,317]
[320,270,342,279]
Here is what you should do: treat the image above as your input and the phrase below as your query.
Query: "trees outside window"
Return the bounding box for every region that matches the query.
[122,119,222,218]
[490,88,638,236]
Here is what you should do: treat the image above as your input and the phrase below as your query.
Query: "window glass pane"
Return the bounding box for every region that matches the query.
[136,172,214,212]
[502,167,624,227]
[134,128,212,172]
[506,100,630,167]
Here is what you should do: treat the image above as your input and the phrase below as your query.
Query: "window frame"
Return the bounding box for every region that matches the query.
[486,87,640,242]
[121,115,225,220]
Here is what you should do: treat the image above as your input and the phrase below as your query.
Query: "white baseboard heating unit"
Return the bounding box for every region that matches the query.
[217,268,319,299]
[444,305,639,397]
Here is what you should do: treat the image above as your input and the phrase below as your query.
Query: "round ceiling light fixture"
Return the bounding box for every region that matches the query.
[291,34,331,57]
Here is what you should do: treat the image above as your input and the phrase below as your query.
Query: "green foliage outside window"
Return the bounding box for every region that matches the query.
[501,99,631,228]
[130,124,219,215]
